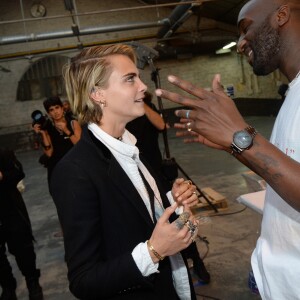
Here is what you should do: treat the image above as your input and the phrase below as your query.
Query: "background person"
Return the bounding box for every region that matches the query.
[0,148,43,300]
[62,100,76,120]
[126,91,168,188]
[32,96,81,188]
[51,44,200,300]
[32,96,82,237]
[155,0,300,299]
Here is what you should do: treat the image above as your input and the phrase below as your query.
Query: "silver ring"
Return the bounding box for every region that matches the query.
[186,122,192,132]
[192,191,197,195]
[185,220,197,235]
[174,218,185,230]
[174,211,190,230]
[186,110,190,119]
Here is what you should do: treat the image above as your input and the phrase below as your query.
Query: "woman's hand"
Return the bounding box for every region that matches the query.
[32,123,44,134]
[171,178,198,207]
[148,203,198,263]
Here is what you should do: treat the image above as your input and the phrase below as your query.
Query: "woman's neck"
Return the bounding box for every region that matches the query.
[98,116,126,140]
[98,121,125,141]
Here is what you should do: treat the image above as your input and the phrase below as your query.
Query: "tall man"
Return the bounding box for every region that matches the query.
[155,0,300,299]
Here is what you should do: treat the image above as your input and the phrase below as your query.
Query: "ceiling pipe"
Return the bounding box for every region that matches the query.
[0,1,202,26]
[0,19,170,45]
[157,0,198,39]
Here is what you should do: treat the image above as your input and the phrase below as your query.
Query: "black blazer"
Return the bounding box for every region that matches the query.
[51,126,196,300]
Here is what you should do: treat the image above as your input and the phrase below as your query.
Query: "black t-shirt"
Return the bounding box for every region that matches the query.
[126,102,163,173]
[44,117,74,181]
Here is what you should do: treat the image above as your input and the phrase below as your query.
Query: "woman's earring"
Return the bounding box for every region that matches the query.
[100,101,107,110]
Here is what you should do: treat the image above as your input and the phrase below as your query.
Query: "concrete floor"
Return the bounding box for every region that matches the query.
[5,116,275,300]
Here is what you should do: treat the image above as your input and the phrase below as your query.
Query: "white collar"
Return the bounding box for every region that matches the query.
[88,123,139,160]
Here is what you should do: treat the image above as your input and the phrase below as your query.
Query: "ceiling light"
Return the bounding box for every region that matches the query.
[215,48,231,55]
[222,42,237,49]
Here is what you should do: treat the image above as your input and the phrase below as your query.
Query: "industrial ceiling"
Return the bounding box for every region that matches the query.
[0,0,249,61]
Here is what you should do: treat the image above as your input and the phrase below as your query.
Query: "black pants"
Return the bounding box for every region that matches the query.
[0,222,40,289]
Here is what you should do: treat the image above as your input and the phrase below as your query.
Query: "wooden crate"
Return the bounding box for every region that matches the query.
[191,187,228,217]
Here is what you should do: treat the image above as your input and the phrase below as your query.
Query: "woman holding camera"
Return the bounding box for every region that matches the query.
[50,44,199,300]
[32,96,82,188]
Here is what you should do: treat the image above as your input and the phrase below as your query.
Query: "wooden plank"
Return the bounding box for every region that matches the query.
[191,187,228,216]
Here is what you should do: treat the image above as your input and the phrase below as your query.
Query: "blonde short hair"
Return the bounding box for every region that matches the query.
[63,44,137,124]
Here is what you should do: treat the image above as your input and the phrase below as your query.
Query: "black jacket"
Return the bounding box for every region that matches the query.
[51,126,196,300]
[0,148,32,235]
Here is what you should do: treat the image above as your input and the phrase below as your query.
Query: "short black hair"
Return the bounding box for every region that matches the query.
[43,96,63,112]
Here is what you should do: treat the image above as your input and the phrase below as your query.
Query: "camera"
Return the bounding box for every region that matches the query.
[31,110,48,130]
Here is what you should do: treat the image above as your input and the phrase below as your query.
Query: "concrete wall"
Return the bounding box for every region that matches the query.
[0,0,287,138]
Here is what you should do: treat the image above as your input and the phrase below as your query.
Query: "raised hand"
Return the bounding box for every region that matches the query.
[155,74,248,151]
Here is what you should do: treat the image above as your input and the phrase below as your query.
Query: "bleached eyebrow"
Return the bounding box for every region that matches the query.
[122,72,138,78]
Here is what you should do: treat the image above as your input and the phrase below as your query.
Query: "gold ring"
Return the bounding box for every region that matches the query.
[174,211,191,230]
[184,180,192,186]
[178,211,190,223]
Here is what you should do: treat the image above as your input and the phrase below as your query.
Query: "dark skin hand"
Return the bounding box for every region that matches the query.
[155,74,300,212]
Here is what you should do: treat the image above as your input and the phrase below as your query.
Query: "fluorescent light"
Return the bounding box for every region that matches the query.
[215,48,231,55]
[223,42,237,49]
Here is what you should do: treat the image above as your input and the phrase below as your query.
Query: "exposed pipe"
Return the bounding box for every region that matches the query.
[0,1,202,26]
[0,32,160,61]
[157,0,198,39]
[0,19,170,45]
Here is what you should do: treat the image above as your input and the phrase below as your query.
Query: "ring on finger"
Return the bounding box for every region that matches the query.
[178,211,190,223]
[191,227,199,241]
[185,110,191,119]
[186,122,192,132]
[185,220,197,234]
[184,180,192,186]
[174,211,190,230]
[174,218,185,230]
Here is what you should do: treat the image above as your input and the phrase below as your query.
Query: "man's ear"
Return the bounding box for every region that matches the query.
[277,5,290,27]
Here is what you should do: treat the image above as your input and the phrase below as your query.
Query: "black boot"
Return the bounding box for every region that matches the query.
[0,273,17,300]
[26,278,43,300]
[0,288,17,300]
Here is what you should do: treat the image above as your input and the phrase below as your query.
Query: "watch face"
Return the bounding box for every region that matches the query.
[233,130,253,149]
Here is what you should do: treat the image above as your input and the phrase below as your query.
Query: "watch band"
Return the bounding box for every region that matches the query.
[230,125,257,155]
[244,125,257,138]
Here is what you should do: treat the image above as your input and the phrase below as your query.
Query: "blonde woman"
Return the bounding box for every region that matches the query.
[51,44,199,300]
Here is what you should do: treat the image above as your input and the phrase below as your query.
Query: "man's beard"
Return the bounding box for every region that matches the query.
[251,18,280,76]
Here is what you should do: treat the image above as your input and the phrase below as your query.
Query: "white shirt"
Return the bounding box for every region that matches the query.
[88,123,192,300]
[251,76,300,300]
